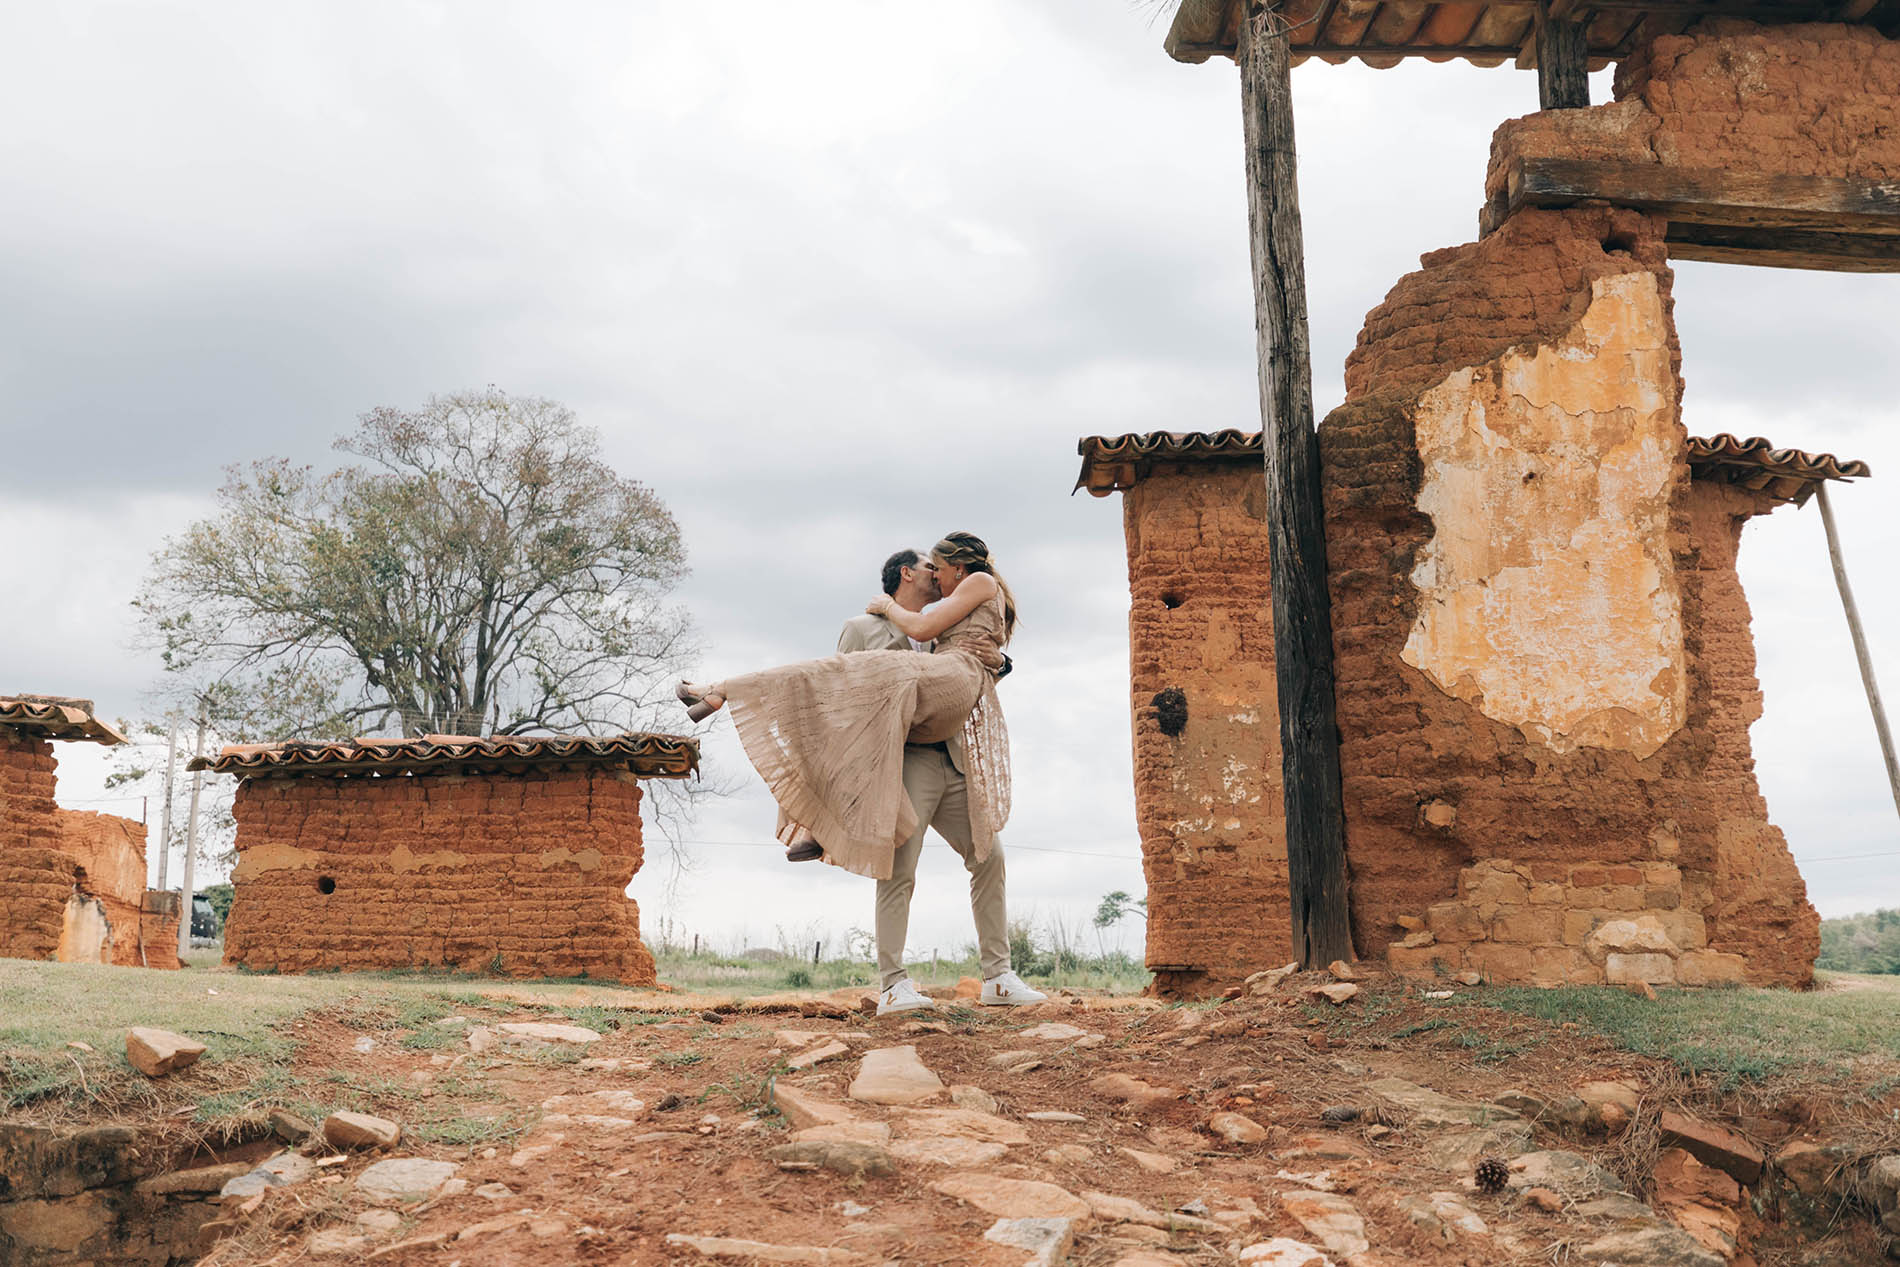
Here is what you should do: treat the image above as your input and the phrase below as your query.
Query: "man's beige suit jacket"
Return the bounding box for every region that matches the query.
[836,613,967,775]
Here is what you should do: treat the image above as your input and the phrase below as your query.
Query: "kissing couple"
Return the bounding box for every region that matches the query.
[678,531,1046,1014]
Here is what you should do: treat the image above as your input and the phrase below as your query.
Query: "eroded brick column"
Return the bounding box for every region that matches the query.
[1319,206,1818,988]
[1124,465,1291,993]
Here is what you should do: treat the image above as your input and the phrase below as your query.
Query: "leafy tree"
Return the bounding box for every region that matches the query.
[136,390,696,740]
[1093,889,1148,930]
[1817,909,1900,975]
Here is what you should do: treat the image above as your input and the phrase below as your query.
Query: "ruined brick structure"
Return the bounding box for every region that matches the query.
[196,732,697,984]
[1076,437,1291,994]
[1079,18,1895,992]
[0,697,181,969]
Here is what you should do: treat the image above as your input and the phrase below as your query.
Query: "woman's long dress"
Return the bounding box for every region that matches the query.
[715,594,1012,880]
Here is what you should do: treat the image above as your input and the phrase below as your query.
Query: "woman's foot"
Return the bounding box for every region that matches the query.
[676,681,724,722]
[785,835,824,862]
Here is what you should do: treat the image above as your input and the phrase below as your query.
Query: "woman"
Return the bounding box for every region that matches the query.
[678,531,1015,880]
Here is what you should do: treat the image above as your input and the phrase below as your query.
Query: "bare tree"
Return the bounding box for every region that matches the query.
[136,389,697,742]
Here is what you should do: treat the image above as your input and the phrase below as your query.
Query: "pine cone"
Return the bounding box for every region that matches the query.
[1474,1155,1510,1194]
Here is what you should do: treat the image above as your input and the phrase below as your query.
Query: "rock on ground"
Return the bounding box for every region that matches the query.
[848,1046,945,1106]
[931,1173,1091,1221]
[768,1140,895,1177]
[354,1158,460,1203]
[496,1021,601,1045]
[323,1111,401,1150]
[125,1028,206,1078]
[1089,1073,1181,1111]
[1277,1191,1368,1259]
[983,1216,1074,1266]
[772,1083,856,1132]
[663,1233,880,1264]
[1208,1111,1268,1145]
[1239,1239,1334,1266]
[1577,1224,1727,1267]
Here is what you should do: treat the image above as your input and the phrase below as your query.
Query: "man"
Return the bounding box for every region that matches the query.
[839,548,1046,1016]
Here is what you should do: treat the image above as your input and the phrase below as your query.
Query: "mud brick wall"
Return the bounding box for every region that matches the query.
[0,731,61,855]
[1320,205,1818,988]
[1485,22,1900,222]
[1122,464,1291,993]
[1617,20,1900,180]
[222,767,657,985]
[139,891,182,971]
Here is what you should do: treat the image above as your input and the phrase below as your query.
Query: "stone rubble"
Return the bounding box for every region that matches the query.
[124,1027,205,1078]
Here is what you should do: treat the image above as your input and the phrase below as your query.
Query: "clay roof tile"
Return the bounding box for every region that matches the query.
[1073,429,1868,503]
[0,696,128,745]
[188,731,699,780]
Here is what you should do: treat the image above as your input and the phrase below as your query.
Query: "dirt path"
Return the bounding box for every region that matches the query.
[164,972,1867,1267]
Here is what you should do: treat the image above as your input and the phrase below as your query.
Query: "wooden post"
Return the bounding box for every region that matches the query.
[1535,16,1589,110]
[1815,483,1900,822]
[1237,0,1354,968]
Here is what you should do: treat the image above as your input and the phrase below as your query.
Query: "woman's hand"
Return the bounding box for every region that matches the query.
[866,595,894,617]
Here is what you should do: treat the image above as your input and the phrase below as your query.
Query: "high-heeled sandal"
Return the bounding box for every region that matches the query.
[675,681,721,723]
[785,836,824,862]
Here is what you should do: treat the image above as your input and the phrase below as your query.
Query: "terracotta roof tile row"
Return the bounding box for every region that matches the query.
[1164,0,1900,72]
[1076,429,1868,501]
[1686,432,1872,505]
[0,696,127,745]
[1073,430,1260,496]
[190,731,699,779]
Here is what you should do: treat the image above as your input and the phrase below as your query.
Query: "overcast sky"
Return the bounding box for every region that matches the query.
[5,3,1896,968]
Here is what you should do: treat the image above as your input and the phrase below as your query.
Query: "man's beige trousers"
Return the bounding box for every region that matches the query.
[876,745,1010,989]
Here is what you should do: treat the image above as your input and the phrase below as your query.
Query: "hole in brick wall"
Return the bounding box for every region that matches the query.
[317,876,337,895]
[1160,592,1184,610]
[1153,687,1188,737]
[1602,232,1637,257]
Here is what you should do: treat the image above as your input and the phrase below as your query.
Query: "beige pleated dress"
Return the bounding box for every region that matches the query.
[716,594,1012,880]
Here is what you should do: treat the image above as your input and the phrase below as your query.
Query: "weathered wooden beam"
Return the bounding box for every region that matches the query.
[1665,224,1900,272]
[1815,483,1900,827]
[1536,17,1591,106]
[1506,157,1900,232]
[1236,0,1355,969]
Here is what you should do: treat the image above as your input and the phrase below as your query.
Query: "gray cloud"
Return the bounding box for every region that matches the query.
[3,3,1894,953]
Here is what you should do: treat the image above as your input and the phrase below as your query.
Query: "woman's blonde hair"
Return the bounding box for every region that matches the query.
[933,531,1017,642]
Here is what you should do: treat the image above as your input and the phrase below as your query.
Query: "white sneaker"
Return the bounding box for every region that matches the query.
[980,971,1048,1006]
[876,978,937,1017]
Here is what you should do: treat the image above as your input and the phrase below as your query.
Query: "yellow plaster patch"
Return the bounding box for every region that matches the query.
[539,847,603,872]
[387,845,469,872]
[1401,271,1686,759]
[231,841,320,880]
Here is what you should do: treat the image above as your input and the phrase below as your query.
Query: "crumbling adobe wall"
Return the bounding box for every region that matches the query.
[0,732,177,968]
[1485,21,1900,221]
[1321,206,1818,987]
[222,767,657,984]
[1618,20,1900,179]
[1123,464,1291,993]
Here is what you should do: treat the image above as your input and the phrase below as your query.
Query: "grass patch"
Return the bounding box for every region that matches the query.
[656,1050,706,1069]
[1475,973,1900,1087]
[650,946,1151,997]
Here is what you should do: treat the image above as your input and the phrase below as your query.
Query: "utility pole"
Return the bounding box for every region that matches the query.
[156,722,178,890]
[179,708,208,959]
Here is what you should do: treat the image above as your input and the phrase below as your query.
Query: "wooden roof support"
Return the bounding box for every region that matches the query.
[1237,0,1356,968]
[1498,156,1900,270]
[1536,15,1591,106]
